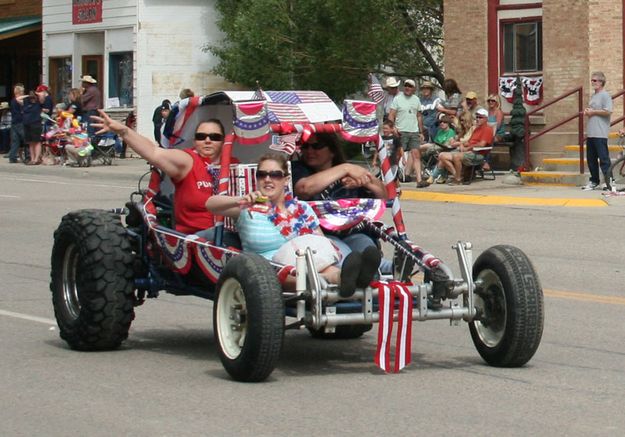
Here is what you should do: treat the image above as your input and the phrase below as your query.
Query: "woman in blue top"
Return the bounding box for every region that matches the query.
[206,152,380,296]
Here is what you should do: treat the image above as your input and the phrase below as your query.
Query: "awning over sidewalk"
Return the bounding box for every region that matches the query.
[0,16,41,41]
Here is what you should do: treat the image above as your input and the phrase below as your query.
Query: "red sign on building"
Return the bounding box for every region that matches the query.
[72,0,103,25]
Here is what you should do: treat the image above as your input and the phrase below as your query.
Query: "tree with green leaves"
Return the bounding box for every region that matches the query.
[508,77,527,172]
[207,0,443,100]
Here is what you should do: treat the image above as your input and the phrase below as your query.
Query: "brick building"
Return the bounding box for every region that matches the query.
[0,0,42,101]
[444,0,625,167]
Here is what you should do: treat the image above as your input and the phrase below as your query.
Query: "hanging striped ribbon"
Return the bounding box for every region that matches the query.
[374,281,413,373]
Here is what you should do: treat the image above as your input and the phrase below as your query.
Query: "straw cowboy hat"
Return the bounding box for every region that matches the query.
[81,75,97,84]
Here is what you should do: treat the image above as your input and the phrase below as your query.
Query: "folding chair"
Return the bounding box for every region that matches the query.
[463,146,495,185]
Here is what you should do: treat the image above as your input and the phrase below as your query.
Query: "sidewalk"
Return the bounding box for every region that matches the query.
[1,157,618,207]
[398,172,616,208]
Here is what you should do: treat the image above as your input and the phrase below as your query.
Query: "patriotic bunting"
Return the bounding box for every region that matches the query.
[233,101,271,145]
[499,76,544,105]
[521,76,543,105]
[308,199,385,232]
[498,77,516,103]
[341,100,379,142]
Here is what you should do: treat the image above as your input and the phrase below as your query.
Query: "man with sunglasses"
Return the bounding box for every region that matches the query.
[582,71,612,190]
[92,111,239,239]
[388,79,428,188]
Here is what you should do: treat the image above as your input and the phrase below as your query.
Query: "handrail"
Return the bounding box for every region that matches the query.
[524,87,625,174]
[524,87,583,173]
[610,89,625,127]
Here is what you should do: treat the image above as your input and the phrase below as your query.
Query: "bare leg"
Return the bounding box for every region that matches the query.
[280,264,340,292]
[452,153,464,181]
[411,148,422,182]
[32,142,42,163]
[438,152,456,178]
[320,265,340,285]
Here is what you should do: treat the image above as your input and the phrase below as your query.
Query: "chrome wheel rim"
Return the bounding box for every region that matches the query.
[474,269,507,348]
[61,243,81,321]
[216,278,247,359]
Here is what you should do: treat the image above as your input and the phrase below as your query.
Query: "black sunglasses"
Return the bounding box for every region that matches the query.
[256,170,288,180]
[194,132,224,141]
[300,143,327,151]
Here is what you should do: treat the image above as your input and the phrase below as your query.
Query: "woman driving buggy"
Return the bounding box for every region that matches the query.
[291,133,392,273]
[205,152,380,297]
[91,110,238,244]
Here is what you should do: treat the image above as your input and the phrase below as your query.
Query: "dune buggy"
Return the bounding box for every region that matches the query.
[50,91,544,382]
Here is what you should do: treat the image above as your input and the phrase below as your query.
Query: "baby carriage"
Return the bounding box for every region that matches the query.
[89,132,119,166]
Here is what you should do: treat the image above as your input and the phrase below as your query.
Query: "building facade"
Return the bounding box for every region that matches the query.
[444,0,625,164]
[0,0,42,101]
[42,0,233,137]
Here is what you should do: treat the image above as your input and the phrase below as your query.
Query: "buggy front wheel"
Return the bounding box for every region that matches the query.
[214,253,284,382]
[469,245,544,367]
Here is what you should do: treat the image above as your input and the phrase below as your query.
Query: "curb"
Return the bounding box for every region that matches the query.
[399,190,608,207]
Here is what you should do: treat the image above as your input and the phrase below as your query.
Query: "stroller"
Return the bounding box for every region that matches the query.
[90,132,120,166]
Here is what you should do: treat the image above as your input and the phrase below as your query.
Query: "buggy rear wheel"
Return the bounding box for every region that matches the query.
[214,253,284,382]
[469,245,544,367]
[50,209,135,350]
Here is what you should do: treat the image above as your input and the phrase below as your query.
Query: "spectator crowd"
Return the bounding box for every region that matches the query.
[378,76,506,187]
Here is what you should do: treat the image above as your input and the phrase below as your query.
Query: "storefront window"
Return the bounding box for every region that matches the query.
[109,52,133,107]
[503,21,542,73]
[49,57,72,104]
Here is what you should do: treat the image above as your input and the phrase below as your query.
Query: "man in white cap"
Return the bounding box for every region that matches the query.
[80,75,101,136]
[438,107,493,185]
[382,76,400,118]
[388,79,428,188]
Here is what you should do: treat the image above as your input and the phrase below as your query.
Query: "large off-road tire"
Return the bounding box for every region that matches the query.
[50,209,135,350]
[469,245,544,367]
[214,253,284,382]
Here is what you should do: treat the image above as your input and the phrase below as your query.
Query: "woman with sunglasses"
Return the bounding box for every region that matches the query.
[92,110,238,237]
[292,133,392,274]
[486,94,505,141]
[206,153,380,296]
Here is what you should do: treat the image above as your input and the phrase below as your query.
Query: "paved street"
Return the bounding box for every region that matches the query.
[1,159,625,436]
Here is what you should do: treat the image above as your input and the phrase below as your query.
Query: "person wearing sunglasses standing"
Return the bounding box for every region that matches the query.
[388,79,428,188]
[92,110,238,238]
[582,71,613,191]
[206,153,380,296]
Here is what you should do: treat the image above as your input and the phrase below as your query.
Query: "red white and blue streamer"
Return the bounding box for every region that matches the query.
[375,281,413,373]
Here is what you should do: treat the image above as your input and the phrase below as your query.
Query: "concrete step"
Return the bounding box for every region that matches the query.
[520,170,586,186]
[562,145,624,158]
[542,157,586,171]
